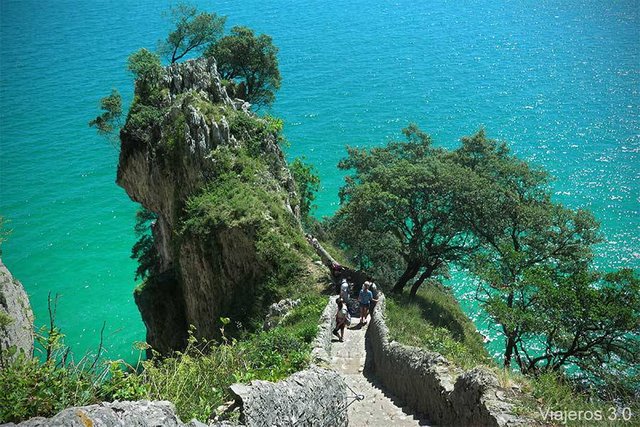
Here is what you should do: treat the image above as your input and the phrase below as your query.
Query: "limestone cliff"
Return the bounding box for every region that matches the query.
[117,57,307,354]
[0,258,34,360]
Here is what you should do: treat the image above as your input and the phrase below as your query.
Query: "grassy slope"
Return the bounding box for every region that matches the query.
[385,284,491,370]
[0,264,330,424]
[384,284,640,426]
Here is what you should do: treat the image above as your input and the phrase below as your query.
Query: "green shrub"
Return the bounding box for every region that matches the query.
[142,335,241,422]
[143,295,325,422]
[0,353,104,423]
[100,361,148,401]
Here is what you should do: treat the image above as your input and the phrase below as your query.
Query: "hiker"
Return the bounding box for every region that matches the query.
[369,281,379,317]
[332,297,349,341]
[340,278,350,302]
[358,282,374,324]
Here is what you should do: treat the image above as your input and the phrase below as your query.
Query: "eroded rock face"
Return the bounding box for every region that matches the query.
[229,367,347,427]
[117,57,300,354]
[0,258,34,360]
[9,400,209,427]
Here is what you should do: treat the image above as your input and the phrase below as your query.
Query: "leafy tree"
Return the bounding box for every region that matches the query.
[131,208,159,281]
[206,26,281,107]
[128,48,163,80]
[453,130,602,369]
[89,89,122,136]
[89,49,162,139]
[522,268,639,387]
[289,157,320,225]
[128,49,165,102]
[158,3,226,64]
[335,125,476,297]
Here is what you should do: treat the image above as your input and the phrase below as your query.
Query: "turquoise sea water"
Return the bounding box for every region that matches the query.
[1,0,638,361]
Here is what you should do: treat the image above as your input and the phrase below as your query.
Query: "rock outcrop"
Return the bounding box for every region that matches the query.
[263,298,300,331]
[7,400,208,427]
[229,367,347,427]
[117,57,305,354]
[0,258,34,360]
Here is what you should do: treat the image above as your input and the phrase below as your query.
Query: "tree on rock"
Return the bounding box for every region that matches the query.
[158,3,226,64]
[290,157,320,227]
[89,89,122,136]
[206,26,281,107]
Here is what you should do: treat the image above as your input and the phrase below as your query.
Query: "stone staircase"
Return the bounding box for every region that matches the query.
[329,319,431,426]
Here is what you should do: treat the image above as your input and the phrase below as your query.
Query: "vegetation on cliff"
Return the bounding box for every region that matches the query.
[0,4,333,425]
[87,1,311,353]
[0,291,326,423]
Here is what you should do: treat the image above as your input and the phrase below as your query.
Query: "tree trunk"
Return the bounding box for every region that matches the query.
[409,265,435,298]
[503,291,516,368]
[504,333,516,368]
[391,261,421,294]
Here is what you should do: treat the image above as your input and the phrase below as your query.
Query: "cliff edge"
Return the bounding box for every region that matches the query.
[117,57,308,354]
[0,258,34,360]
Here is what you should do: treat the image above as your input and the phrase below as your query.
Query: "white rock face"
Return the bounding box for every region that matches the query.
[116,57,300,354]
[0,258,34,360]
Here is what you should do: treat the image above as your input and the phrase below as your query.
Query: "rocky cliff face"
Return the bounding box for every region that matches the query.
[0,258,34,360]
[117,57,305,354]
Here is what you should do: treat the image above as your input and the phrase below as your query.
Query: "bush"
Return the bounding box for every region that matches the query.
[143,294,325,422]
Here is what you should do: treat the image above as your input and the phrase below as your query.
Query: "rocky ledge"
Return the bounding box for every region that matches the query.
[0,258,34,360]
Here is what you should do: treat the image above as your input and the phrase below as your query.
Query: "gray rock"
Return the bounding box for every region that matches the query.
[229,366,347,427]
[12,400,184,427]
[263,298,300,331]
[5,400,245,427]
[311,296,337,364]
[0,258,34,360]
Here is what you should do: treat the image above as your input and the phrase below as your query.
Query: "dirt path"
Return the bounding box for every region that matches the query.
[329,319,431,426]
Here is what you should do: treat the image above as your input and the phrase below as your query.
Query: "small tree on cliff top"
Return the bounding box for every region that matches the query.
[206,26,281,107]
[158,3,226,64]
[289,157,320,227]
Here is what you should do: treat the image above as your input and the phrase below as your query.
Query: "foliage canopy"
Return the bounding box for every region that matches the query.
[158,3,226,64]
[206,26,281,107]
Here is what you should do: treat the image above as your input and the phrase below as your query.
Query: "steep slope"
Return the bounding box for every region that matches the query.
[0,258,34,360]
[117,57,308,354]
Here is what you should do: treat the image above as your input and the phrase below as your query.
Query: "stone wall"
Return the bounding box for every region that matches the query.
[230,366,347,427]
[223,296,347,426]
[366,294,528,427]
[311,295,337,364]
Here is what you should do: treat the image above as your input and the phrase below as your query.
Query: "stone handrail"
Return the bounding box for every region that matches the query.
[366,294,529,427]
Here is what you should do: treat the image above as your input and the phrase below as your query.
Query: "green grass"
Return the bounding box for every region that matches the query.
[384,285,640,425]
[0,292,327,424]
[517,371,640,426]
[385,285,492,369]
[137,292,326,422]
